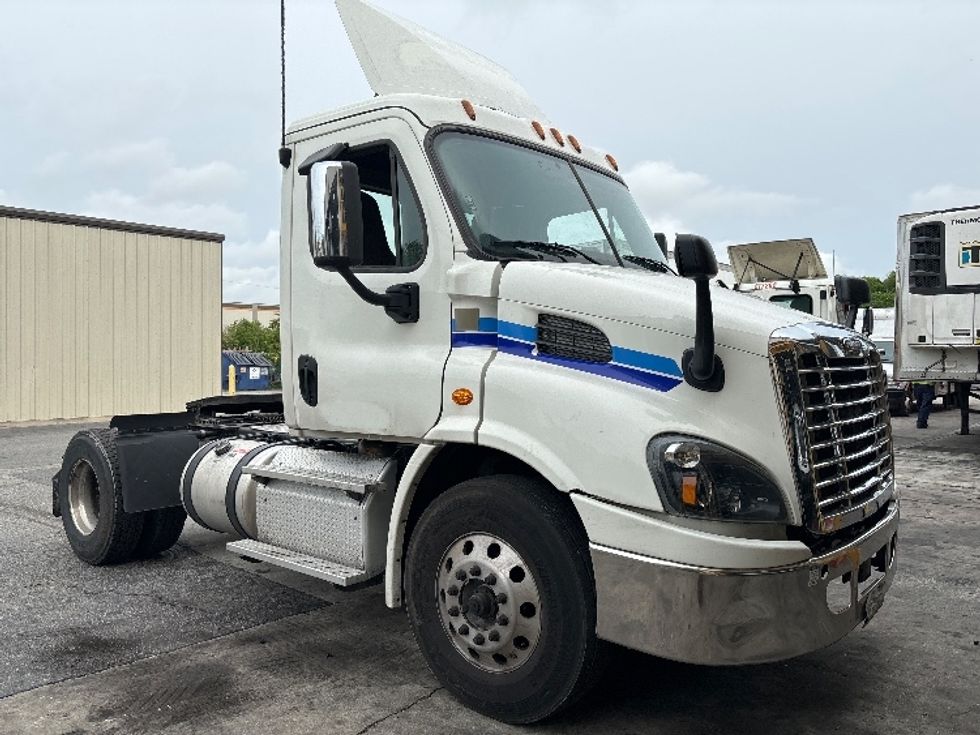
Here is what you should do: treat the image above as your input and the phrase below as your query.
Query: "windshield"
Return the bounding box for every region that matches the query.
[432,132,667,268]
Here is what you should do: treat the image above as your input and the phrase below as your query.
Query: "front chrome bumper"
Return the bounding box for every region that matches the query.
[591,502,899,665]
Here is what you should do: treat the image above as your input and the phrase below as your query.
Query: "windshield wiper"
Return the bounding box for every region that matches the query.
[623,254,676,274]
[490,240,604,265]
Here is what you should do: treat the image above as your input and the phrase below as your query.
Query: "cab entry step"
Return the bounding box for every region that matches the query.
[226,538,374,586]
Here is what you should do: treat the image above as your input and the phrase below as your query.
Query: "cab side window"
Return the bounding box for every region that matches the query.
[343,144,425,268]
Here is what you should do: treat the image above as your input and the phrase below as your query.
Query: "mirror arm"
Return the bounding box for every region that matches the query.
[681,275,725,392]
[335,265,420,324]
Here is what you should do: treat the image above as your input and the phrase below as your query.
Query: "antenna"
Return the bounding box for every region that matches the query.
[278,0,292,168]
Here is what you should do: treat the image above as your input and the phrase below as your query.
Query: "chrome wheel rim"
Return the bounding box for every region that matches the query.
[68,459,100,536]
[436,533,542,673]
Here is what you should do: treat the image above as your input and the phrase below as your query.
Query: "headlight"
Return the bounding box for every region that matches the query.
[647,435,789,523]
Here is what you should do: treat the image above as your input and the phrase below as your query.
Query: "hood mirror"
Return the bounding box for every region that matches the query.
[675,235,725,392]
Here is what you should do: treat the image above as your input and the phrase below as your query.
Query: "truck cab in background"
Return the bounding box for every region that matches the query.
[50,0,900,724]
[896,204,980,433]
[727,238,874,332]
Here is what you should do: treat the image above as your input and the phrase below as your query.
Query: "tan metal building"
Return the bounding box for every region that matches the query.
[222,301,280,330]
[0,205,223,423]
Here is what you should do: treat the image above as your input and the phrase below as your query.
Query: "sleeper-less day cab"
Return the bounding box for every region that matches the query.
[52,0,899,723]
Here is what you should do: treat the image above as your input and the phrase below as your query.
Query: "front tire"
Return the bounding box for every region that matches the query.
[404,474,604,724]
[59,429,144,565]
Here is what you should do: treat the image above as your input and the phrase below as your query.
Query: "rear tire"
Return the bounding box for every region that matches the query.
[134,507,187,558]
[59,429,144,565]
[405,474,604,724]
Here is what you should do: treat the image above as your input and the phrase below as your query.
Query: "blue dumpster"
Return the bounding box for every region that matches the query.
[222,350,274,391]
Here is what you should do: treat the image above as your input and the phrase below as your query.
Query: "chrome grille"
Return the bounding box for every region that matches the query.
[770,323,896,535]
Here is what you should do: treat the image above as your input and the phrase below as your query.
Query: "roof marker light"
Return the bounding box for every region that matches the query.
[567,134,582,153]
[461,99,476,121]
[549,127,565,146]
[605,153,619,171]
[531,121,546,140]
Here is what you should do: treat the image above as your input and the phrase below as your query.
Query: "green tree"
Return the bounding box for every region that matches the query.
[222,318,281,366]
[861,271,896,308]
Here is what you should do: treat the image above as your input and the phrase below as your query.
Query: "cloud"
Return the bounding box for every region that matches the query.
[623,160,803,221]
[35,151,70,176]
[77,139,250,240]
[148,161,244,202]
[83,189,247,238]
[909,184,980,212]
[223,229,280,304]
[83,139,174,172]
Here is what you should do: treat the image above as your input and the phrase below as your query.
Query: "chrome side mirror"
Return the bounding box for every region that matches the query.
[306,160,364,269]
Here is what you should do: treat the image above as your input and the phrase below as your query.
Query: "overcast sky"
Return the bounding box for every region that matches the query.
[2,0,978,303]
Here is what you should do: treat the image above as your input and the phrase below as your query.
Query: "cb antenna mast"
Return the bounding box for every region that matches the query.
[278,0,292,168]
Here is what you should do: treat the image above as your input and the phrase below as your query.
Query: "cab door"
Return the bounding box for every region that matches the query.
[284,115,452,439]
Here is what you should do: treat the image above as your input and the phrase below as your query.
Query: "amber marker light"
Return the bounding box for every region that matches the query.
[531,120,546,140]
[461,99,477,121]
[567,134,582,153]
[452,388,474,406]
[605,153,619,171]
[681,475,698,507]
[549,127,565,146]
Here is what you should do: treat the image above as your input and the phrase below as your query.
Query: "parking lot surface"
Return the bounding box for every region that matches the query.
[1,410,978,734]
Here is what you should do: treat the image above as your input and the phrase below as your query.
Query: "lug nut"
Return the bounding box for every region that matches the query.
[495,592,507,604]
[497,615,509,626]
[448,606,460,617]
[488,630,500,642]
[458,624,469,635]
[473,633,485,645]
[485,573,497,585]
[469,565,481,577]
[455,569,466,581]
[447,585,459,596]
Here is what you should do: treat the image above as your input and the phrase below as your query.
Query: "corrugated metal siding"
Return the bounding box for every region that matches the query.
[0,215,222,422]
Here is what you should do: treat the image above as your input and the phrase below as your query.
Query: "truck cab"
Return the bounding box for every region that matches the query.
[52,0,900,724]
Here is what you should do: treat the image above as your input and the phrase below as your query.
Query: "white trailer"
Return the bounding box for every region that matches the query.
[51,0,899,723]
[896,204,980,433]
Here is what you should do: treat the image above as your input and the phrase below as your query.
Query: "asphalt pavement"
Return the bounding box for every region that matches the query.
[0,408,977,735]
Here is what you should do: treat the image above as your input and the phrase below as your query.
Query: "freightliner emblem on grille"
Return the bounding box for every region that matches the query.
[793,405,810,473]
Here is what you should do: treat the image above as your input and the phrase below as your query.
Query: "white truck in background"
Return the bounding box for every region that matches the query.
[896,205,980,433]
[728,238,875,333]
[51,0,899,723]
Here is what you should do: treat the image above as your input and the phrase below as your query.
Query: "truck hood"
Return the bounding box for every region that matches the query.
[498,262,819,358]
[727,238,827,285]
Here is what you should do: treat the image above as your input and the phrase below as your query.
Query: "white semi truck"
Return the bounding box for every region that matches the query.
[52,0,899,723]
[896,204,980,433]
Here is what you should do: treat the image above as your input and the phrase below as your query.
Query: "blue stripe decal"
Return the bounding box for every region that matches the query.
[451,317,500,333]
[498,320,537,344]
[611,346,684,378]
[452,332,498,348]
[497,337,682,392]
[451,318,682,392]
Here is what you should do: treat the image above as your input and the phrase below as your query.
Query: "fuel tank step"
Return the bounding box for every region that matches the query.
[226,538,374,586]
[241,445,391,497]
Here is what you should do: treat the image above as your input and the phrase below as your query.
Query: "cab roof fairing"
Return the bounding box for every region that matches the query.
[284,0,621,178]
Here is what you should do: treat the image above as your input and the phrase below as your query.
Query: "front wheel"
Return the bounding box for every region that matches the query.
[404,474,604,724]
